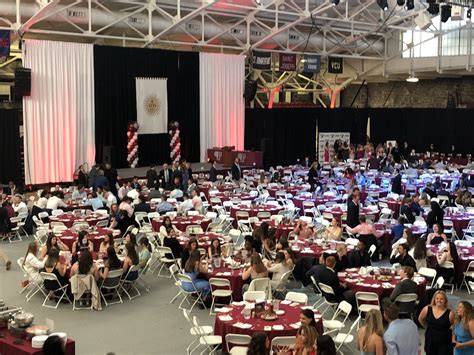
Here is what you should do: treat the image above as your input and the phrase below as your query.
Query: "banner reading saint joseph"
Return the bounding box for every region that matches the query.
[135,77,168,134]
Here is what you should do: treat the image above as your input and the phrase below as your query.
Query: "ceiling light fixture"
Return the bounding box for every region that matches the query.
[406,74,419,83]
[377,0,388,11]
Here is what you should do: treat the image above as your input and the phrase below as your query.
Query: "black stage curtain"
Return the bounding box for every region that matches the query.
[316,108,369,146]
[94,46,200,168]
[370,109,474,154]
[245,108,317,167]
[0,109,22,185]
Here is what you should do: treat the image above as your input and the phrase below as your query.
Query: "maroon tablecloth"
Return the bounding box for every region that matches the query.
[211,192,254,202]
[230,204,283,219]
[151,215,211,233]
[59,228,121,251]
[442,213,474,237]
[292,195,342,209]
[338,268,426,299]
[267,186,306,198]
[200,184,239,198]
[359,188,388,203]
[62,203,92,212]
[252,220,295,240]
[49,214,108,228]
[214,302,323,352]
[202,266,248,301]
[177,232,227,249]
[0,330,75,355]
[378,198,401,218]
[321,206,380,221]
[428,244,474,284]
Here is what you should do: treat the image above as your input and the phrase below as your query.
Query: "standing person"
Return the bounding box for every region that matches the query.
[208,160,218,182]
[159,163,173,190]
[453,301,474,355]
[77,164,88,187]
[323,142,330,163]
[346,192,360,228]
[391,169,403,195]
[357,309,385,355]
[146,165,158,189]
[308,162,319,193]
[383,302,419,355]
[419,290,456,355]
[88,164,98,189]
[104,163,118,195]
[231,157,242,181]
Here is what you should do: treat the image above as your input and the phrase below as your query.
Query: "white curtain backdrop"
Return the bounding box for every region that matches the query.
[23,40,95,184]
[199,53,245,161]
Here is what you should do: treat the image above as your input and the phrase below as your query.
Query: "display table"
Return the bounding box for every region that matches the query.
[207,148,233,166]
[0,330,75,355]
[206,148,263,167]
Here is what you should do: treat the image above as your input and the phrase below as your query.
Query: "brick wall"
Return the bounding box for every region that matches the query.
[340,77,474,108]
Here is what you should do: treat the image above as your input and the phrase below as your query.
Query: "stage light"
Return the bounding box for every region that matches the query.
[441,5,452,23]
[377,0,388,11]
[405,0,414,10]
[331,0,340,5]
[427,3,440,15]
[397,0,405,6]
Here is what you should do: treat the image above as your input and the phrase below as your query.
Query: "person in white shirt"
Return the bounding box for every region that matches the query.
[127,188,140,204]
[12,195,28,215]
[191,189,203,211]
[22,241,46,283]
[34,190,49,209]
[102,187,117,209]
[46,192,67,210]
[119,197,134,218]
[118,181,130,200]
[71,185,87,201]
[178,193,193,214]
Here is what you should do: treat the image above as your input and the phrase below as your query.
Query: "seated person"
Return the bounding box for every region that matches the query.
[348,240,371,268]
[40,233,69,259]
[306,254,328,284]
[389,243,417,270]
[346,215,383,258]
[99,233,114,255]
[283,248,295,270]
[133,195,151,213]
[265,251,291,289]
[159,216,180,238]
[242,253,268,294]
[436,242,458,283]
[181,238,198,269]
[23,242,46,283]
[156,196,175,214]
[239,236,255,264]
[426,223,447,245]
[400,197,415,224]
[208,238,222,259]
[410,194,424,216]
[390,217,406,247]
[334,244,348,272]
[387,266,418,309]
[71,230,94,258]
[84,192,104,211]
[98,246,122,280]
[70,249,98,280]
[138,238,152,268]
[275,237,289,252]
[318,256,354,304]
[261,230,277,260]
[42,248,69,297]
[325,218,343,241]
[122,243,139,281]
[182,250,211,305]
[293,220,314,240]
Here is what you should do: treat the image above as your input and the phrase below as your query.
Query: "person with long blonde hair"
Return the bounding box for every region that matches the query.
[453,301,474,355]
[294,325,317,355]
[357,309,384,355]
[419,290,455,355]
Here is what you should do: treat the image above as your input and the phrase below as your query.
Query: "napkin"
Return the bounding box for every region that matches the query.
[280,300,291,305]
[272,325,284,330]
[290,322,301,329]
[234,322,252,329]
[215,307,232,313]
[232,301,246,306]
[218,315,233,322]
[290,302,300,307]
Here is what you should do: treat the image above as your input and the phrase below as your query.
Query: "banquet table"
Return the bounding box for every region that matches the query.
[292,195,342,209]
[267,186,306,198]
[378,197,401,218]
[202,265,248,301]
[214,301,323,352]
[151,215,212,233]
[252,220,295,240]
[428,244,474,283]
[177,232,228,249]
[291,240,354,259]
[49,213,108,228]
[0,330,75,355]
[58,228,121,251]
[62,202,92,212]
[373,223,427,252]
[230,204,283,219]
[359,188,388,203]
[200,184,239,198]
[320,206,380,221]
[442,212,474,237]
[210,192,255,202]
[338,267,426,299]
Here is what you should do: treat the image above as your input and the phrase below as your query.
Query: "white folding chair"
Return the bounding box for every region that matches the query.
[243,290,266,301]
[256,211,271,219]
[209,278,233,315]
[440,261,456,294]
[284,291,308,305]
[120,264,142,300]
[225,334,251,354]
[182,309,213,354]
[192,316,222,354]
[176,273,207,312]
[17,258,47,301]
[418,267,437,289]
[51,209,64,216]
[355,291,380,316]
[98,269,124,307]
[270,336,295,354]
[95,220,109,228]
[40,272,71,309]
[153,246,179,278]
[462,261,474,294]
[323,300,352,335]
[318,282,339,316]
[394,293,418,320]
[334,316,361,353]
[248,277,271,299]
[310,275,325,309]
[186,225,204,235]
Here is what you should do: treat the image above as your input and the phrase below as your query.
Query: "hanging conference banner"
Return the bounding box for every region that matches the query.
[252,50,271,70]
[318,132,350,163]
[0,30,10,57]
[303,54,321,74]
[279,53,297,71]
[328,57,343,74]
[135,77,168,134]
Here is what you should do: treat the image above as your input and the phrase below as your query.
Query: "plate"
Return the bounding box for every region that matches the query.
[261,313,278,321]
[275,310,285,315]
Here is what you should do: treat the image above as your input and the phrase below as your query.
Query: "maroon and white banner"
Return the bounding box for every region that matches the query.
[279,53,297,71]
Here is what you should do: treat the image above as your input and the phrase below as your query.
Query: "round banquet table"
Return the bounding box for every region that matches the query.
[321,206,380,221]
[377,197,401,218]
[58,228,121,251]
[359,188,388,203]
[252,220,295,240]
[442,212,474,237]
[373,222,427,252]
[230,204,284,219]
[62,201,92,212]
[177,232,228,249]
[292,195,342,209]
[151,215,211,233]
[211,192,255,202]
[49,213,109,228]
[428,244,474,284]
[200,183,239,198]
[291,240,355,259]
[202,265,248,301]
[214,302,323,352]
[267,186,306,198]
[338,267,426,299]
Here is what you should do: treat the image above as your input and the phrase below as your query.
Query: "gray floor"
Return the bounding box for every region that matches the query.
[0,238,473,355]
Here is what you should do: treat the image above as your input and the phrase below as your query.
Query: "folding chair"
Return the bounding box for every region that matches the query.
[462,261,474,294]
[137,258,152,293]
[272,270,292,299]
[318,282,339,316]
[284,291,308,305]
[355,291,380,316]
[176,273,207,312]
[192,316,222,355]
[40,272,71,309]
[120,264,142,300]
[225,334,251,354]
[440,261,456,294]
[182,309,213,354]
[395,293,418,320]
[270,336,295,354]
[98,269,124,307]
[418,267,437,290]
[51,209,64,216]
[153,246,179,278]
[243,290,266,301]
[95,220,109,228]
[209,278,233,315]
[17,258,47,301]
[334,316,361,353]
[310,275,325,309]
[323,300,352,335]
[248,277,272,299]
[186,225,203,235]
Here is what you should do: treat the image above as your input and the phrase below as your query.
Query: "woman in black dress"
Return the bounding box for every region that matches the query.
[418,290,455,355]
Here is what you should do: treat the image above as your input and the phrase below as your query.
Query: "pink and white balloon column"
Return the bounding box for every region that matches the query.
[127,121,139,168]
[169,121,181,164]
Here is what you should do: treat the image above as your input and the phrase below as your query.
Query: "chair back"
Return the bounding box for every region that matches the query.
[248,278,271,298]
[355,291,379,308]
[270,336,295,353]
[243,290,266,301]
[225,334,251,352]
[101,269,124,288]
[418,267,437,288]
[285,291,308,304]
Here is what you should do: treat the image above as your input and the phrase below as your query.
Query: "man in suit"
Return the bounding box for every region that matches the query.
[391,169,403,195]
[346,192,360,228]
[366,153,380,170]
[159,163,173,190]
[389,243,417,270]
[92,169,109,191]
[104,163,118,196]
[209,161,218,182]
[382,266,418,313]
[400,197,415,224]
[231,157,242,181]
[348,240,371,268]
[317,256,355,304]
[146,165,158,189]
